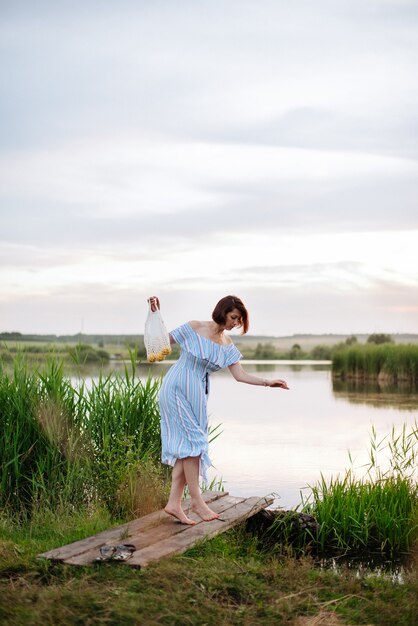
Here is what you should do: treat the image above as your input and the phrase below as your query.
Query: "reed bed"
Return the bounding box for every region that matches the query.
[301,423,418,557]
[0,355,164,517]
[332,344,418,386]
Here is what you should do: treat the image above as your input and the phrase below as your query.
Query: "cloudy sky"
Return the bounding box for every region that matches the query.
[1,0,418,336]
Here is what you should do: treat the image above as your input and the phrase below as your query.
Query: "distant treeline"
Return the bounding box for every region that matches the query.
[0,331,325,349]
[235,334,400,361]
[1,343,113,365]
[2,331,417,345]
[1,332,418,363]
[235,341,333,360]
[0,332,143,344]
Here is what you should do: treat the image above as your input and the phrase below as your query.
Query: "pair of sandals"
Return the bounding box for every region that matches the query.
[95,543,136,562]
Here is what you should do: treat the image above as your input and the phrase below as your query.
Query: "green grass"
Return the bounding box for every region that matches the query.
[0,510,417,626]
[300,423,418,557]
[0,354,166,518]
[332,344,418,386]
[302,472,417,556]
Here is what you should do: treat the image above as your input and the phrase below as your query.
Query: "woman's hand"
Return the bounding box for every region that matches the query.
[148,296,160,312]
[267,379,289,389]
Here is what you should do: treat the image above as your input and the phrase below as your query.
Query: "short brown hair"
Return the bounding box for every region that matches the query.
[212,295,249,334]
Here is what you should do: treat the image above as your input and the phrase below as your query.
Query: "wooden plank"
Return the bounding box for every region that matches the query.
[38,492,273,569]
[38,491,227,562]
[128,495,273,568]
[64,494,245,566]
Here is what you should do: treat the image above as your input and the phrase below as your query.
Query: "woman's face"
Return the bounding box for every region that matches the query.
[224,308,242,330]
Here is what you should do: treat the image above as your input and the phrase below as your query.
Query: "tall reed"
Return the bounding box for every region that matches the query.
[332,344,418,386]
[301,423,418,556]
[0,355,162,516]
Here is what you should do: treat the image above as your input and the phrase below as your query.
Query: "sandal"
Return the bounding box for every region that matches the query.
[112,544,136,561]
[95,543,136,562]
[95,545,117,561]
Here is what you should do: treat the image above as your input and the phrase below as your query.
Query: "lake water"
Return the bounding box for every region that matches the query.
[203,362,417,509]
[91,361,418,510]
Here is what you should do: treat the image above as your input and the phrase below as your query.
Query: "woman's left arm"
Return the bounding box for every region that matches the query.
[228,362,289,389]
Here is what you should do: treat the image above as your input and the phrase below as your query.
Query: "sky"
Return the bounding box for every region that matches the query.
[1,0,418,337]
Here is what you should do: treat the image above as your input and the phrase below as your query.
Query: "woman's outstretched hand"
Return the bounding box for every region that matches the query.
[268,379,289,389]
[148,296,160,312]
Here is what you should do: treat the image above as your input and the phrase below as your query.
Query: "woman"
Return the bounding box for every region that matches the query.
[148,294,289,525]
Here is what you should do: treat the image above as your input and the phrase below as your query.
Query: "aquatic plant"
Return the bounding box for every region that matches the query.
[301,422,418,556]
[0,355,162,516]
[332,344,418,386]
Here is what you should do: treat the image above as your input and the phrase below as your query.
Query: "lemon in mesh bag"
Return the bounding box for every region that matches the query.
[144,298,171,362]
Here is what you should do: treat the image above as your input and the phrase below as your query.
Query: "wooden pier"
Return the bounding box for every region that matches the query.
[38,491,273,568]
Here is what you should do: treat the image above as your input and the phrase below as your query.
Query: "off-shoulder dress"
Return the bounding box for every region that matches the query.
[158,323,242,482]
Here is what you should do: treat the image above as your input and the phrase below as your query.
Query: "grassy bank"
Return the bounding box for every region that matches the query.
[1,509,417,626]
[332,344,418,386]
[1,358,417,624]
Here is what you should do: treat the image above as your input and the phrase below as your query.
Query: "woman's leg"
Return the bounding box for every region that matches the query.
[182,456,220,521]
[164,459,196,525]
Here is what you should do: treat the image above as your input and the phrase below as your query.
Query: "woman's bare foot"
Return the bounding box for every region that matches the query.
[164,505,196,525]
[191,501,220,522]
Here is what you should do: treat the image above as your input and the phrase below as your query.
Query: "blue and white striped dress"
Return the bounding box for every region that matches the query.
[159,323,243,482]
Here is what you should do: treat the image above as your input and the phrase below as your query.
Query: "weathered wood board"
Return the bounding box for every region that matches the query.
[38,491,273,568]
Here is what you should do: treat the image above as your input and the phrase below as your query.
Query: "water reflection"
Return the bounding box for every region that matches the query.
[332,379,418,411]
[316,554,408,583]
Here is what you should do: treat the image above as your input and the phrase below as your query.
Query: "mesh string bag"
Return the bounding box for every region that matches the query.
[144,301,171,362]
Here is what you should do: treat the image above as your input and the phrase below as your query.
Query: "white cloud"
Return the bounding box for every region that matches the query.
[0,1,417,334]
[1,136,417,230]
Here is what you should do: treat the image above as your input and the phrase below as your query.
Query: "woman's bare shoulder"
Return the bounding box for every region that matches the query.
[188,320,203,330]
[188,320,214,332]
